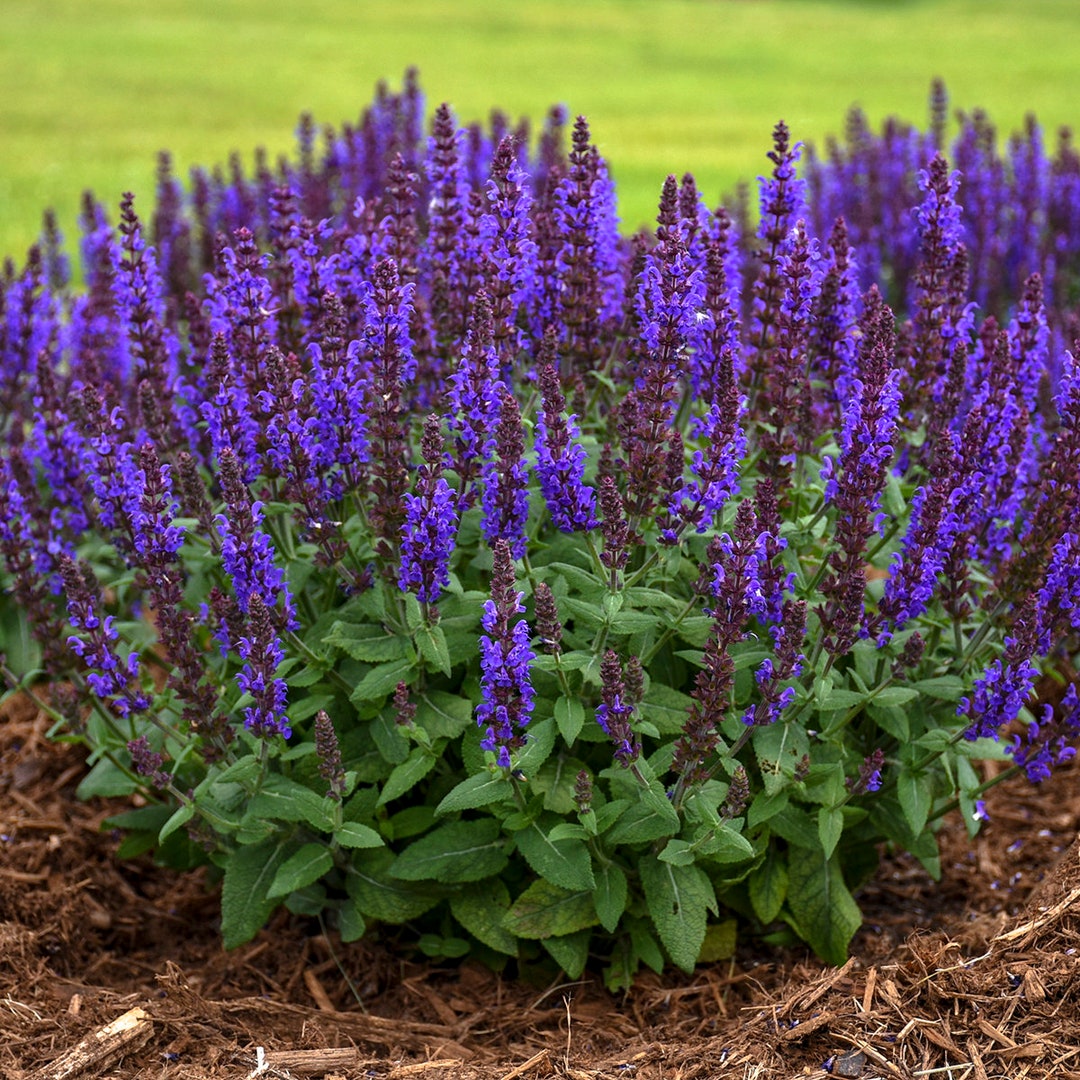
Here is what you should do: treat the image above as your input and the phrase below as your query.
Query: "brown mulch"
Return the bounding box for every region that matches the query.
[3,690,1080,1080]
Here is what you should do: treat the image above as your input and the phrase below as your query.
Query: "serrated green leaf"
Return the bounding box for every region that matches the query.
[698,919,737,962]
[221,839,289,948]
[338,904,366,943]
[912,675,967,701]
[435,772,514,816]
[502,880,597,939]
[378,746,439,807]
[542,928,592,978]
[560,596,604,631]
[324,621,409,663]
[609,610,661,634]
[640,855,716,973]
[640,683,694,735]
[286,664,330,689]
[349,658,415,704]
[554,697,585,744]
[335,822,384,849]
[347,850,440,924]
[268,843,334,899]
[594,798,631,834]
[897,767,933,837]
[533,754,585,814]
[696,824,755,863]
[516,717,556,774]
[516,820,595,891]
[748,790,789,827]
[594,863,628,932]
[370,710,410,764]
[658,838,695,866]
[158,803,195,842]
[872,686,919,708]
[451,880,518,955]
[416,624,452,676]
[818,806,844,860]
[545,561,605,600]
[608,787,680,845]
[819,686,867,709]
[786,851,861,966]
[417,691,473,738]
[748,848,788,924]
[769,805,821,850]
[625,587,684,613]
[246,776,334,832]
[391,819,507,883]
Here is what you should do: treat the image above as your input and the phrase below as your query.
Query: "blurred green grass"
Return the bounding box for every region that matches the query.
[2,0,1079,260]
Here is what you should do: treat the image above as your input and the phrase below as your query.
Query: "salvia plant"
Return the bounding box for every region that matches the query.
[1,71,1078,987]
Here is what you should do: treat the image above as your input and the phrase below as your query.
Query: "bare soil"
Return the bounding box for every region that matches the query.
[3,682,1080,1080]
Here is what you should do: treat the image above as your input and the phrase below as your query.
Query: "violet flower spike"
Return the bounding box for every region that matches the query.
[476,539,535,769]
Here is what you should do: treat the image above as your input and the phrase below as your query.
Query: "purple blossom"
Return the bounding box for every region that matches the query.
[535,357,597,532]
[477,540,535,768]
[595,650,639,767]
[235,593,291,740]
[399,415,458,605]
[1009,684,1080,783]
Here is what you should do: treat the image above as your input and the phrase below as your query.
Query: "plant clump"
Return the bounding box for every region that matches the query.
[0,72,1078,988]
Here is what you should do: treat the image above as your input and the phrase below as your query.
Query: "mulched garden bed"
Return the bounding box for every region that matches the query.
[3,685,1080,1080]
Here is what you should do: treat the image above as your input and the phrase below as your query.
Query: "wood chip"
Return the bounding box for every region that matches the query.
[261,1048,381,1075]
[30,1006,153,1080]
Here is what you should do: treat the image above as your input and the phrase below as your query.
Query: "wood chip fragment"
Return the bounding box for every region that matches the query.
[261,1048,381,1075]
[497,1047,550,1080]
[30,1006,153,1080]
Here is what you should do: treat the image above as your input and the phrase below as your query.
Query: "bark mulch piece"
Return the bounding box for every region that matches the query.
[3,689,1080,1079]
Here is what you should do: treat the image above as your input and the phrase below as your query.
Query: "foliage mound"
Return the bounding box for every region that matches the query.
[1,73,1078,988]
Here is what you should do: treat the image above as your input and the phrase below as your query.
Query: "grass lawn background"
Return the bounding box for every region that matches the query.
[1,0,1078,261]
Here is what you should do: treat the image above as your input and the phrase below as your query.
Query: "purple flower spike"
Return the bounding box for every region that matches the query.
[595,650,640,767]
[236,593,291,740]
[399,415,458,605]
[476,539,534,769]
[535,355,597,533]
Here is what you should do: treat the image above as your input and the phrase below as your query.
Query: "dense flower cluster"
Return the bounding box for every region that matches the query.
[1,72,1078,979]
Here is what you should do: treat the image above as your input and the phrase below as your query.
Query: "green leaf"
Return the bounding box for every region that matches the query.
[516,820,595,891]
[698,919,737,962]
[554,697,585,744]
[220,839,289,948]
[159,802,195,842]
[819,686,867,709]
[347,850,440,924]
[377,746,439,807]
[748,848,788,924]
[451,880,518,955]
[391,819,507,883]
[609,610,661,634]
[625,587,684,613]
[748,790,789,827]
[435,772,514,816]
[324,621,409,662]
[349,658,415,704]
[640,855,717,973]
[560,596,603,631]
[533,754,586,815]
[659,838,696,866]
[268,843,334,899]
[696,824,755,864]
[785,851,861,966]
[818,806,844,860]
[912,675,967,701]
[897,767,933,837]
[335,822,384,849]
[871,686,919,708]
[417,691,473,739]
[607,787,680,845]
[542,928,592,978]
[516,717,557,774]
[338,905,366,943]
[503,880,597,940]
[246,776,334,832]
[416,624,452,677]
[594,863,628,932]
[641,683,694,735]
[769,805,821,850]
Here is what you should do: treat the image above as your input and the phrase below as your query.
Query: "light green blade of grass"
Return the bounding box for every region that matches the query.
[1,0,1079,260]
